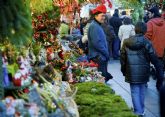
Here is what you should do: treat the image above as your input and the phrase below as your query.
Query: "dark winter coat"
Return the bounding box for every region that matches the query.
[88,20,109,61]
[102,23,116,44]
[120,34,164,84]
[109,15,122,36]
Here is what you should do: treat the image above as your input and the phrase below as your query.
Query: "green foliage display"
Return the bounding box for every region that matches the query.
[117,0,145,24]
[75,82,137,117]
[0,0,32,46]
[78,0,87,4]
[131,7,144,24]
[30,0,54,14]
[118,0,141,8]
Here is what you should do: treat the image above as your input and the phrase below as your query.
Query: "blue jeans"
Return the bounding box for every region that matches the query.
[130,83,146,115]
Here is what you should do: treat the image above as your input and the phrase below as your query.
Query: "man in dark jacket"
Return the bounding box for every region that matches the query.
[109,9,122,59]
[102,15,117,58]
[120,22,164,117]
[109,9,122,35]
[88,4,113,82]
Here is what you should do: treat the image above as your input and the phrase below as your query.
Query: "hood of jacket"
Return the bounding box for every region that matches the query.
[149,18,165,26]
[125,34,145,50]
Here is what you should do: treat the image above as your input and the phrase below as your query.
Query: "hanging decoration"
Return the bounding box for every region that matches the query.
[101,0,112,8]
[107,0,113,8]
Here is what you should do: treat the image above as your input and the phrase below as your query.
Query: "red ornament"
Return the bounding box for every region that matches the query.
[41,33,47,39]
[37,15,43,21]
[37,23,46,30]
[13,78,21,86]
[47,47,53,54]
[68,4,73,12]
[33,32,40,39]
[23,88,30,93]
[58,50,64,59]
[61,65,67,71]
[59,0,64,7]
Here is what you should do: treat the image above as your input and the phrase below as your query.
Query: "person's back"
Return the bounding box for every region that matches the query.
[109,9,122,59]
[109,9,122,35]
[120,22,164,116]
[102,15,116,57]
[121,34,153,83]
[121,22,163,88]
[145,17,165,57]
[145,6,165,58]
[120,11,127,21]
[109,16,122,35]
[118,17,135,47]
[119,25,134,40]
[102,15,116,44]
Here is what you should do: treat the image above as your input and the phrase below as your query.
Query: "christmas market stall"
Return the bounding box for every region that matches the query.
[0,0,137,116]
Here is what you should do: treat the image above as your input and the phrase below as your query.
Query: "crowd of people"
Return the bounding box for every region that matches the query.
[59,4,165,117]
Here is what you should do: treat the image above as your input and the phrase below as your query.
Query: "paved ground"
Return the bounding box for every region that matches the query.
[107,60,160,117]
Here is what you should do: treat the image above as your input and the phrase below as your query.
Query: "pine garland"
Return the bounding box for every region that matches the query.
[75,82,137,117]
[0,0,32,47]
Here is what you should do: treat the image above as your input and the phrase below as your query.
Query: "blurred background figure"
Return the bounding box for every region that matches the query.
[102,15,116,58]
[145,6,165,73]
[118,17,135,47]
[109,9,122,60]
[120,11,127,21]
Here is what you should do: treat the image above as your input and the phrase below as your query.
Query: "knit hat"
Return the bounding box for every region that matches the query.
[92,5,107,14]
